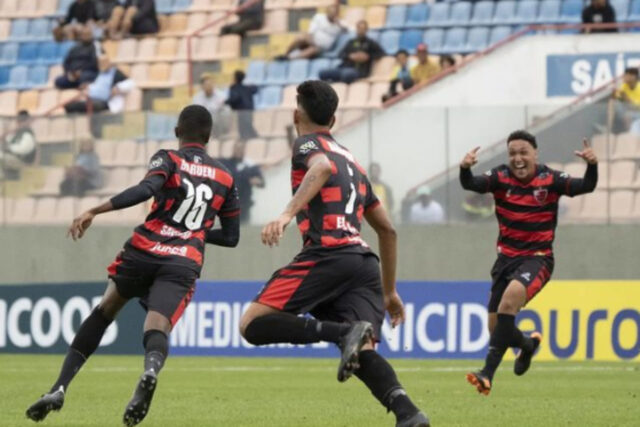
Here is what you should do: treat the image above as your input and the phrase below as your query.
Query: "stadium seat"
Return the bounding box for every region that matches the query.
[28,64,48,86]
[492,1,517,25]
[18,42,39,64]
[629,0,640,21]
[0,19,10,40]
[256,85,282,110]
[512,1,539,24]
[156,0,174,14]
[379,30,401,55]
[465,26,490,52]
[343,7,366,28]
[5,64,28,89]
[156,37,178,61]
[163,13,188,35]
[254,10,288,35]
[0,65,9,86]
[116,38,138,63]
[245,60,266,85]
[309,58,332,80]
[30,18,52,40]
[609,160,636,188]
[489,26,512,45]
[579,190,609,222]
[470,1,495,25]
[252,111,274,135]
[173,0,193,12]
[36,89,59,114]
[145,63,171,87]
[537,0,561,23]
[186,12,208,33]
[369,56,396,82]
[559,0,583,23]
[215,35,240,60]
[368,82,389,107]
[0,42,19,65]
[286,59,309,84]
[7,198,35,224]
[365,6,387,29]
[36,41,58,65]
[55,0,74,17]
[399,29,423,53]
[610,190,635,221]
[423,29,445,54]
[367,30,381,43]
[137,38,157,62]
[0,90,17,116]
[330,83,348,103]
[613,133,640,159]
[264,61,288,85]
[9,19,29,40]
[322,32,351,59]
[611,0,629,21]
[405,4,430,28]
[17,89,38,112]
[426,3,450,27]
[31,168,65,197]
[58,40,75,58]
[16,0,38,18]
[168,62,187,86]
[442,27,467,54]
[446,2,472,26]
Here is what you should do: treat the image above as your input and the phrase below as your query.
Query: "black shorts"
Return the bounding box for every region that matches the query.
[488,254,554,312]
[256,250,385,340]
[107,249,197,326]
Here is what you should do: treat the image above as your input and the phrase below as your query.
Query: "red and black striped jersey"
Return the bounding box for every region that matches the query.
[460,163,598,258]
[124,144,240,272]
[291,131,380,252]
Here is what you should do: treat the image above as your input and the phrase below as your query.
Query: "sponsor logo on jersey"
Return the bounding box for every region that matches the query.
[150,242,188,257]
[560,172,569,178]
[299,140,318,154]
[533,187,549,204]
[521,272,532,282]
[160,225,193,240]
[149,156,163,169]
[484,170,492,176]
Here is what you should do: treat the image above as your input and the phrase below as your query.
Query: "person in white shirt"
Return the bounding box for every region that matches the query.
[192,73,230,137]
[278,4,347,60]
[0,110,37,180]
[409,185,445,224]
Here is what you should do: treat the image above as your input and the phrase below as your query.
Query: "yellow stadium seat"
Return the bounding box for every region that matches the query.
[365,5,387,29]
[0,90,18,116]
[215,35,241,60]
[156,37,178,61]
[17,90,39,113]
[137,37,158,62]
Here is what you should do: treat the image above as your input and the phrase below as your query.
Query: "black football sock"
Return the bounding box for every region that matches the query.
[50,307,112,393]
[481,313,531,380]
[355,350,419,422]
[243,313,349,345]
[143,330,168,374]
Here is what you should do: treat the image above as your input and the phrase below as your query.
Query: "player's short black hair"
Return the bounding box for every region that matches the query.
[233,70,245,84]
[176,105,212,144]
[507,130,537,149]
[624,67,639,77]
[296,80,339,126]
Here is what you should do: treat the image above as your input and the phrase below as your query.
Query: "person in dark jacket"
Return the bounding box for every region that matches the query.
[220,0,264,36]
[0,110,37,180]
[582,0,617,33]
[319,20,384,83]
[53,0,97,41]
[226,70,259,140]
[55,26,99,89]
[107,0,159,39]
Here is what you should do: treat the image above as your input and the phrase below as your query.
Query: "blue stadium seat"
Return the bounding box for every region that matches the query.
[37,41,59,64]
[172,0,192,12]
[155,0,174,14]
[28,65,48,86]
[441,27,467,54]
[322,32,351,58]
[611,0,629,21]
[405,4,430,28]
[537,0,561,23]
[470,1,495,25]
[559,0,583,23]
[513,1,539,24]
[18,42,39,64]
[427,3,450,27]
[245,60,266,85]
[56,0,74,17]
[0,42,19,65]
[465,26,489,52]
[309,58,332,80]
[0,66,10,86]
[287,59,309,84]
[58,40,75,59]
[489,26,512,45]
[423,29,445,54]
[630,0,640,21]
[367,30,380,42]
[264,61,288,85]
[147,113,175,140]
[5,65,29,89]
[30,18,52,40]
[256,85,282,110]
[385,5,408,29]
[493,1,517,25]
[399,30,423,53]
[379,30,401,55]
[10,19,30,40]
[447,2,472,26]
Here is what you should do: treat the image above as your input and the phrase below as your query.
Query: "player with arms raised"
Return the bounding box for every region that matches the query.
[26,105,240,426]
[239,81,429,427]
[460,130,598,395]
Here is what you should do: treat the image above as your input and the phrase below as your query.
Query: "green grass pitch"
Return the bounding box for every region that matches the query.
[1,355,639,426]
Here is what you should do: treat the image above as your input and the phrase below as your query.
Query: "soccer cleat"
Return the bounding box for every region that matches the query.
[514,332,542,376]
[396,411,431,427]
[25,386,65,422]
[337,321,374,382]
[123,370,158,427]
[466,371,492,396]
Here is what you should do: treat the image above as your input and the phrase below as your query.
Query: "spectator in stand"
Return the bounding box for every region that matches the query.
[93,0,120,37]
[319,20,384,84]
[60,139,103,196]
[277,4,347,60]
[406,185,445,224]
[53,0,97,42]
[220,0,264,37]
[382,50,413,102]
[219,141,265,224]
[55,26,99,89]
[582,0,617,33]
[107,0,159,39]
[439,54,455,72]
[226,70,259,140]
[0,111,37,180]
[369,162,394,213]
[411,43,441,85]
[193,73,230,137]
[612,67,640,130]
[64,55,134,114]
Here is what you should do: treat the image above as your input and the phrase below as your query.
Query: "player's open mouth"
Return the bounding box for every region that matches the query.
[513,163,527,170]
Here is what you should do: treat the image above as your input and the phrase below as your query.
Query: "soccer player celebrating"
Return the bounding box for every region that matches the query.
[460,130,598,395]
[26,105,240,426]
[238,80,429,427]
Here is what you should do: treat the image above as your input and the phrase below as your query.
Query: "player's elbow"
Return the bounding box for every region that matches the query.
[227,233,240,248]
[377,222,397,240]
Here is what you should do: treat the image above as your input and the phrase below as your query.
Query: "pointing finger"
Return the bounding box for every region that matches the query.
[583,138,590,149]
[471,146,481,154]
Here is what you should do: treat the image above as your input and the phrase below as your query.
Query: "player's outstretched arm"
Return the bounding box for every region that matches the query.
[67,174,166,241]
[567,139,598,196]
[261,153,333,247]
[205,215,240,248]
[364,204,405,328]
[459,147,492,193]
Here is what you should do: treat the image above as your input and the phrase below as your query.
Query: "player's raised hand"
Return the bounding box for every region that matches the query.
[67,211,95,241]
[384,291,406,328]
[261,213,293,247]
[574,138,598,164]
[460,146,481,169]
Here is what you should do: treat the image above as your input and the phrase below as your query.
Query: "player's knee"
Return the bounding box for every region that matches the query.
[497,297,520,314]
